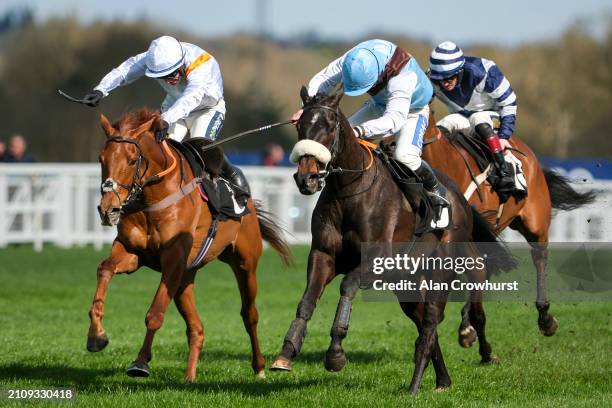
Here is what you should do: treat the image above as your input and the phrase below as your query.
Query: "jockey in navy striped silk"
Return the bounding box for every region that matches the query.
[429,41,518,194]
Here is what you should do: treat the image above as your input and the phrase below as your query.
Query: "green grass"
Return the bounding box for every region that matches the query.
[0,245,610,407]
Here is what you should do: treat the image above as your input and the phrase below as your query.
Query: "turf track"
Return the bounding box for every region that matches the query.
[0,245,610,407]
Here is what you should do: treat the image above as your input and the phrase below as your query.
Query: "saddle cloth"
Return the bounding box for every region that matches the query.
[373,142,450,235]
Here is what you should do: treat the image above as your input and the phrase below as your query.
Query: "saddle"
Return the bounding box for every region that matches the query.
[167,139,249,220]
[374,142,447,236]
[445,131,527,202]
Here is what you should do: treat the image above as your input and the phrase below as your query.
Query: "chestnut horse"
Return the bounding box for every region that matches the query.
[422,110,595,338]
[271,87,515,394]
[88,109,292,381]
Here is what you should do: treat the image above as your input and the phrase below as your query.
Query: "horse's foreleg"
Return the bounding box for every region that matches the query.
[408,300,447,395]
[324,272,360,372]
[174,269,203,382]
[88,239,139,352]
[531,243,558,336]
[271,249,335,371]
[127,239,189,378]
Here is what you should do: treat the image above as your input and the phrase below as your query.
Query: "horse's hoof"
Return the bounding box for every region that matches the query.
[434,385,451,392]
[270,356,292,372]
[480,355,500,365]
[126,361,150,377]
[458,325,477,348]
[86,334,109,352]
[324,352,347,372]
[255,370,266,379]
[539,317,558,337]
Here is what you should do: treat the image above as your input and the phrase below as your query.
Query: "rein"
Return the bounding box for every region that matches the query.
[102,137,177,210]
[301,104,375,182]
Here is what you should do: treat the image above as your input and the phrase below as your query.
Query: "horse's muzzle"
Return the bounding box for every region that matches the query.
[98,205,121,226]
[293,171,322,195]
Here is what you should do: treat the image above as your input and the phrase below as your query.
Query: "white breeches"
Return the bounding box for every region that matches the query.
[167,100,226,142]
[349,101,429,171]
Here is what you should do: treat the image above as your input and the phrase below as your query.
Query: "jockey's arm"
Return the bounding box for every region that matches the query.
[358,74,415,138]
[94,52,148,97]
[306,54,346,97]
[161,71,220,125]
[484,63,517,140]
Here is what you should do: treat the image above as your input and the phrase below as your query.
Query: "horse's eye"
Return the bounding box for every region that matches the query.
[128,159,138,166]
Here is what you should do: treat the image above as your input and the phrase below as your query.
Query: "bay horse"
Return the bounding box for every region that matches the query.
[87,109,292,381]
[422,110,595,339]
[270,86,515,393]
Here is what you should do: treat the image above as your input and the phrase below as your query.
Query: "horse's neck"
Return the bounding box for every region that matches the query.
[141,139,183,203]
[334,118,366,169]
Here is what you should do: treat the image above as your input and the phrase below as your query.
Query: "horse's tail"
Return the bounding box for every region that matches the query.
[543,168,596,211]
[254,201,294,266]
[470,207,518,276]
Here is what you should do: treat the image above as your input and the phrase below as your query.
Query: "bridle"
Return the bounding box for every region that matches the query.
[101,136,175,211]
[299,104,375,188]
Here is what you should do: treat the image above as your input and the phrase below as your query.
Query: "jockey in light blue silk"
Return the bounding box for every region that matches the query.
[292,39,449,223]
[429,41,518,193]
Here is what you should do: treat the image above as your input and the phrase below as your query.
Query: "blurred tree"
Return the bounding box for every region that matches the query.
[0,16,610,162]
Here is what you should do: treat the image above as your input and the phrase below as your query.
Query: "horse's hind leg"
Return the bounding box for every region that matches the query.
[225,247,266,378]
[468,301,494,363]
[458,301,478,348]
[324,272,360,372]
[400,301,451,392]
[271,249,336,371]
[174,269,204,382]
[88,239,139,352]
[512,214,558,336]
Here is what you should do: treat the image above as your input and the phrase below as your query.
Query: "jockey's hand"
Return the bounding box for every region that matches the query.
[499,138,512,152]
[83,90,103,107]
[291,109,303,124]
[155,120,169,142]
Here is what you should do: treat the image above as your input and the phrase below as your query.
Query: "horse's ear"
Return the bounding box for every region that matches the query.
[131,117,156,138]
[300,85,311,104]
[100,114,115,137]
[329,84,344,106]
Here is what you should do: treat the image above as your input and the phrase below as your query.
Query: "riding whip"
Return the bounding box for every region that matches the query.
[57,90,88,105]
[198,121,293,152]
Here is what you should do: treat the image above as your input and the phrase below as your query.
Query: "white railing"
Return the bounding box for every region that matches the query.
[0,163,610,251]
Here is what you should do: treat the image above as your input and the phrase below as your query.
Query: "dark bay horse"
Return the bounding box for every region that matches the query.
[270,87,515,393]
[422,111,595,338]
[88,109,292,381]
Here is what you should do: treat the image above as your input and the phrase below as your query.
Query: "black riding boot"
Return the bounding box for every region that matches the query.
[221,155,251,205]
[414,161,449,224]
[475,124,515,193]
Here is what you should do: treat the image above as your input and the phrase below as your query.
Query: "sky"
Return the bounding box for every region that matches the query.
[7,0,612,46]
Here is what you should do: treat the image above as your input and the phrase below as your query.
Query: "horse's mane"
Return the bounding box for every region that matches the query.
[114,108,164,134]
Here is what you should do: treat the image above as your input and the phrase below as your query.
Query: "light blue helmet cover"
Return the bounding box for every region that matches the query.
[342,40,392,96]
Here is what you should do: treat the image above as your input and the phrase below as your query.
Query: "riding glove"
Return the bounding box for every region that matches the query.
[83,90,103,107]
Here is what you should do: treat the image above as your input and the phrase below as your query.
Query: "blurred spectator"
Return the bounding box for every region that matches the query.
[4,134,36,163]
[0,141,5,162]
[263,143,285,166]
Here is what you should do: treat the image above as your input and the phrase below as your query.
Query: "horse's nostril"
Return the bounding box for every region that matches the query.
[110,208,121,214]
